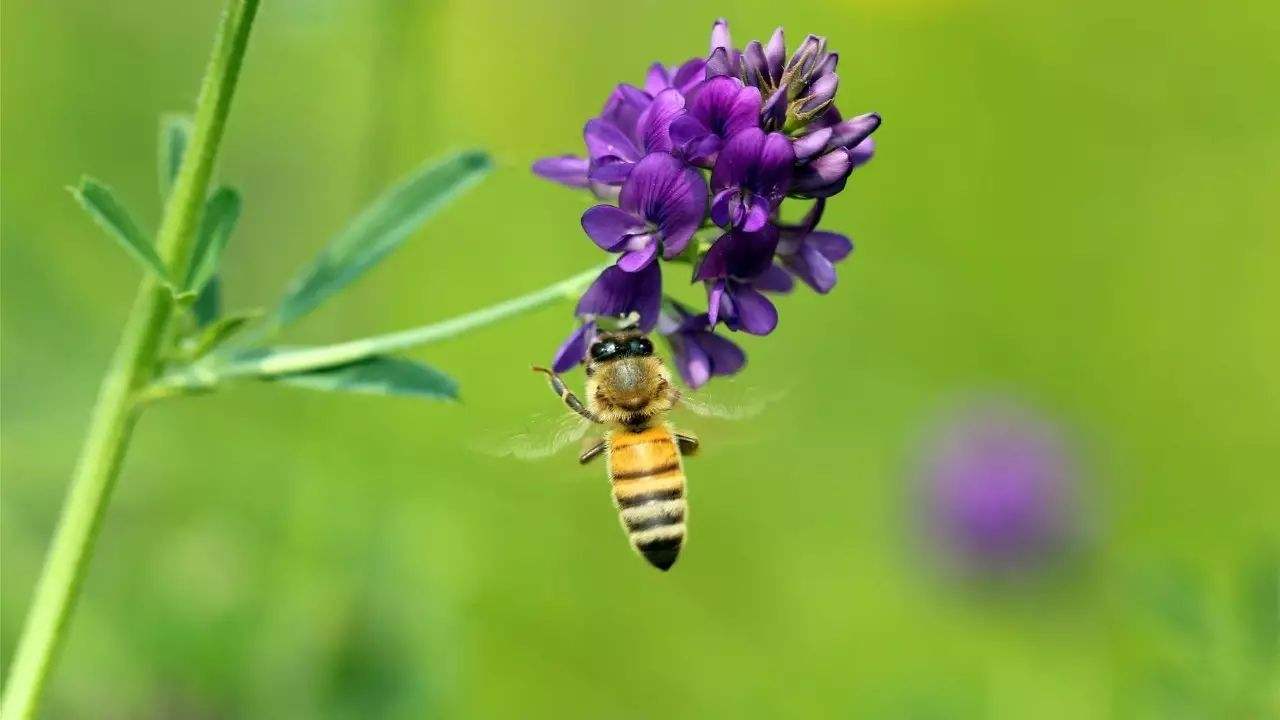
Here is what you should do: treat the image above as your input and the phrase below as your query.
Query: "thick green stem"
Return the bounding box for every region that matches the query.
[0,3,259,718]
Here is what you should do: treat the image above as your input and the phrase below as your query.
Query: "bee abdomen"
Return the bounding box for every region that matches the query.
[610,459,687,572]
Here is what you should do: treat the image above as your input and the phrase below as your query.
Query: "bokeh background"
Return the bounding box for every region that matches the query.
[3,0,1277,717]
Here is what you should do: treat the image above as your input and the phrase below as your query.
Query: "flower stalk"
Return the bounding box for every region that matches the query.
[148,263,608,395]
[0,2,260,717]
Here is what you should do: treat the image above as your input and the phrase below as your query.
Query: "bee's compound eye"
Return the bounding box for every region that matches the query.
[628,337,654,356]
[590,341,619,360]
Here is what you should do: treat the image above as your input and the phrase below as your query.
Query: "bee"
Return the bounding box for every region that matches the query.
[532,330,700,571]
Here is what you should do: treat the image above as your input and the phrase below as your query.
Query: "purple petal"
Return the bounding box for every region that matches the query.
[695,227,780,280]
[581,204,644,251]
[588,157,634,184]
[758,132,796,194]
[706,47,734,78]
[584,119,640,164]
[763,28,786,79]
[696,331,746,376]
[792,127,832,163]
[849,137,876,168]
[829,112,881,150]
[576,262,662,331]
[755,263,795,293]
[791,148,854,198]
[711,127,765,191]
[710,18,732,55]
[784,241,839,293]
[618,240,658,272]
[551,321,595,373]
[671,58,707,93]
[801,74,839,113]
[731,285,778,335]
[761,88,787,130]
[599,85,649,137]
[617,152,707,256]
[675,337,711,388]
[644,62,671,95]
[635,88,685,153]
[809,230,853,262]
[741,41,768,88]
[687,76,761,141]
[706,280,726,325]
[532,155,590,188]
[742,193,771,233]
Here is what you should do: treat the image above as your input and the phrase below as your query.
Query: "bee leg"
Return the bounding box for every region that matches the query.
[579,438,607,465]
[675,431,700,456]
[532,366,603,424]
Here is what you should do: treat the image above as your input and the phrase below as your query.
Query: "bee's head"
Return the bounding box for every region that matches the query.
[585,332,670,416]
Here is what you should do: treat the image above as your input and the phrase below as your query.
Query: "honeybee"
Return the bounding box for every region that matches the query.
[532,331,701,571]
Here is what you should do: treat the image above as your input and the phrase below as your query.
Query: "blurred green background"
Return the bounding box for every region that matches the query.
[3,0,1277,717]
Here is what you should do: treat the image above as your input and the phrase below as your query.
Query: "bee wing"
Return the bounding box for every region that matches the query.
[477,411,594,461]
[674,381,787,421]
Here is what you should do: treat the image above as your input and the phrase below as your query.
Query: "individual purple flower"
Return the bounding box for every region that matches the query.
[577,261,663,331]
[669,76,762,167]
[919,400,1081,577]
[775,199,853,293]
[581,152,707,271]
[694,226,783,335]
[790,110,880,198]
[531,155,590,188]
[585,86,686,184]
[709,128,794,232]
[657,303,746,388]
[705,18,740,78]
[644,57,707,96]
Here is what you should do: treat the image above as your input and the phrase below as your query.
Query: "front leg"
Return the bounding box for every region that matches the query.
[532,366,602,424]
[675,431,700,456]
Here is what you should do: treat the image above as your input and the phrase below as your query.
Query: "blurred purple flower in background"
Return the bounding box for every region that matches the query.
[918,399,1082,578]
[534,18,881,387]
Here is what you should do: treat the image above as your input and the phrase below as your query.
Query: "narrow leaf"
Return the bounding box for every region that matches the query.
[70,177,175,287]
[185,187,241,293]
[185,309,261,359]
[193,276,222,328]
[272,356,458,400]
[274,150,491,327]
[157,113,193,199]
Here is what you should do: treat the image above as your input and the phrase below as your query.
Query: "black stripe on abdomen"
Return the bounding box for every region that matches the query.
[616,486,684,508]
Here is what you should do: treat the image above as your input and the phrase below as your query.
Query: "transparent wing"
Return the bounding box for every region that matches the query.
[674,380,787,421]
[476,411,593,461]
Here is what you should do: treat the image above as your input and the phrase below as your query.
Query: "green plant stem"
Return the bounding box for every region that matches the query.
[0,3,259,718]
[152,264,608,393]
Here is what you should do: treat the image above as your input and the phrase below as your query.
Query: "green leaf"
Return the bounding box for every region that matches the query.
[185,187,241,294]
[273,150,491,327]
[157,113,193,199]
[70,177,176,289]
[193,276,222,328]
[184,309,261,359]
[271,356,458,400]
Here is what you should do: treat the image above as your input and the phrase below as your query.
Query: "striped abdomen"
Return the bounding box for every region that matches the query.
[607,425,687,571]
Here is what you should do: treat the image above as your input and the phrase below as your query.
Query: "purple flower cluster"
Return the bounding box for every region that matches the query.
[534,19,880,387]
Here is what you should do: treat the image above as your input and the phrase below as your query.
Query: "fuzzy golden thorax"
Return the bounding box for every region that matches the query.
[586,353,678,428]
